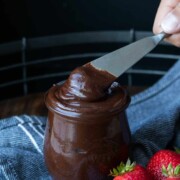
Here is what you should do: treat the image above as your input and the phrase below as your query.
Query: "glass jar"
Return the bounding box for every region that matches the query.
[44,82,131,180]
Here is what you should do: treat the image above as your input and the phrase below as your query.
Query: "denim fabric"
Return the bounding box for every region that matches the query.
[0,115,51,180]
[0,60,180,179]
[127,59,180,166]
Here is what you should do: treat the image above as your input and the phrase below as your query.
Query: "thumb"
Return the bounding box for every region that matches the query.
[161,3,180,34]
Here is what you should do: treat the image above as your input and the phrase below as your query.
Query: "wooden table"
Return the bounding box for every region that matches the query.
[0,87,146,119]
[0,93,47,118]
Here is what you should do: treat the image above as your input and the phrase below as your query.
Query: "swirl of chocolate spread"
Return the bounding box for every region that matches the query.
[44,63,131,179]
[45,63,130,118]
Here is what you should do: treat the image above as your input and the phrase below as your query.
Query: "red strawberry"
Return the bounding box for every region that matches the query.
[109,159,151,180]
[147,149,180,180]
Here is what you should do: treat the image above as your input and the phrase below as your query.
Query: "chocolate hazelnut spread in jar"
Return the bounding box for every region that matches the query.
[44,64,131,180]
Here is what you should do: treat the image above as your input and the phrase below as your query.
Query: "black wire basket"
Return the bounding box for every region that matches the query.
[0,30,179,101]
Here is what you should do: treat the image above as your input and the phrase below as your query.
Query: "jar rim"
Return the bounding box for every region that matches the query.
[44,81,130,120]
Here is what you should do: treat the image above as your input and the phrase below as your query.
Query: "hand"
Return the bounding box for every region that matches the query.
[153,0,180,47]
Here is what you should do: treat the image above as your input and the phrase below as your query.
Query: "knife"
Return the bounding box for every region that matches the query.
[90,32,167,77]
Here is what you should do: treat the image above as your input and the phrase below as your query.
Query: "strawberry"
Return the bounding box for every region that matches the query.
[147,149,180,180]
[109,159,151,180]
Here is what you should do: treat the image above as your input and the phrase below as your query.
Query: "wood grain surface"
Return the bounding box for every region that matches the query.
[0,93,48,118]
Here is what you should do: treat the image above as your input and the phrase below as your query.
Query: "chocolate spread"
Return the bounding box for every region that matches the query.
[44,63,131,180]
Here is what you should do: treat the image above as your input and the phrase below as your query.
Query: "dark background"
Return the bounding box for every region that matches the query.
[3,0,177,101]
[0,0,160,42]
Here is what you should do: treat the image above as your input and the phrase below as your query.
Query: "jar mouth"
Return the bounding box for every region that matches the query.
[45,81,130,120]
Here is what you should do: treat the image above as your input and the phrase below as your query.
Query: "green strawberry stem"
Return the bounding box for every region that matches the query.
[174,147,180,154]
[109,159,135,177]
[162,163,180,178]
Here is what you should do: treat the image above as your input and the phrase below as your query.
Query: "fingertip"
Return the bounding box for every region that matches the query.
[152,23,163,34]
[161,12,180,34]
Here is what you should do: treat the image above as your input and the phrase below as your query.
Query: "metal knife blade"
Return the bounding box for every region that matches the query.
[90,32,166,77]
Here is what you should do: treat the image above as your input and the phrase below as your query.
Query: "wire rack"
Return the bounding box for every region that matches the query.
[0,30,179,101]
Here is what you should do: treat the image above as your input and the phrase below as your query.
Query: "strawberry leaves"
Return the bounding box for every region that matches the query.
[162,163,180,178]
[174,165,180,176]
[110,159,151,180]
[174,147,180,154]
[109,159,135,177]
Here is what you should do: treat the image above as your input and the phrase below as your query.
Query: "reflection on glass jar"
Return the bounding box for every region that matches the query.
[44,80,131,180]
